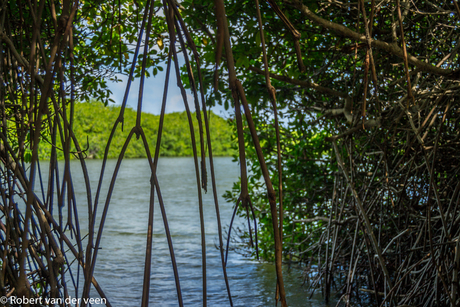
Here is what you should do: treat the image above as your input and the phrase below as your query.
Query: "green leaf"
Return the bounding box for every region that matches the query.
[255,31,261,46]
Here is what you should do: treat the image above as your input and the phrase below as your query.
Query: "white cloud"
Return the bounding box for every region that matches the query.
[166,93,194,113]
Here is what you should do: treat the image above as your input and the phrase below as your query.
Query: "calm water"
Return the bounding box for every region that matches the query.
[42,157,329,306]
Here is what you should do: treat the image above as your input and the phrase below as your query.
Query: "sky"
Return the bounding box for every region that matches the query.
[105,59,231,118]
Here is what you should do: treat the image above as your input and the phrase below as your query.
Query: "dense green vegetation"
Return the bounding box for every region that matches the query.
[182,1,460,305]
[2,0,460,305]
[39,102,235,159]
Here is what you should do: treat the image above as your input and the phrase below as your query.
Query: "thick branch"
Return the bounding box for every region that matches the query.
[323,97,353,123]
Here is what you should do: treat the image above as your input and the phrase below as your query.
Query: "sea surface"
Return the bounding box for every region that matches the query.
[37,157,331,306]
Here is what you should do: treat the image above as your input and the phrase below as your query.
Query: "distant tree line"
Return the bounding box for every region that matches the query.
[38,101,235,159]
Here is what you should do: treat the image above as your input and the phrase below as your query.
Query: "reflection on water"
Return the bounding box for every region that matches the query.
[46,157,331,306]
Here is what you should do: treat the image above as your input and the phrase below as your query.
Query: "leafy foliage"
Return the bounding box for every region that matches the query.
[72,0,170,104]
[2,0,460,305]
[183,0,460,305]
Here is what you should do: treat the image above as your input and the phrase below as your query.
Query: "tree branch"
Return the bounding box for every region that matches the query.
[294,215,358,225]
[0,32,44,84]
[248,65,349,98]
[286,0,459,79]
[325,118,381,141]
